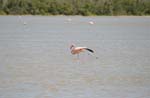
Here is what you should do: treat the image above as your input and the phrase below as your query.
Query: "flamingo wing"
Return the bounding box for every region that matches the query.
[75,47,94,53]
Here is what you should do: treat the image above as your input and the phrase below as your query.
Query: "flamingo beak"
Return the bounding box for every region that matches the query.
[70,45,74,49]
[70,45,73,49]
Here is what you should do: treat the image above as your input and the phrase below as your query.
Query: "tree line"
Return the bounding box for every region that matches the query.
[0,0,150,15]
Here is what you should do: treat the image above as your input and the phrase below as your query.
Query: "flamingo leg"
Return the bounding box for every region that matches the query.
[77,54,79,59]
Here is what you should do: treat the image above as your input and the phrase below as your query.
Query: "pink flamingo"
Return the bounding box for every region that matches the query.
[70,44,94,58]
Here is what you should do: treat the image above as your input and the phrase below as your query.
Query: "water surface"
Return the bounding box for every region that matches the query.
[0,16,150,98]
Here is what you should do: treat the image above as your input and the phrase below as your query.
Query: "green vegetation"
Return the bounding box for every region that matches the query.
[0,0,150,15]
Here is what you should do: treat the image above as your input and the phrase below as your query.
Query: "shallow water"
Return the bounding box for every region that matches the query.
[0,16,150,98]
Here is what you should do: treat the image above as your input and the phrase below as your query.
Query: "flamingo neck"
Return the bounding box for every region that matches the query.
[70,45,75,50]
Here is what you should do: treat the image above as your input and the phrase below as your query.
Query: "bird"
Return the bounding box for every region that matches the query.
[70,44,94,58]
[18,16,27,25]
[89,21,94,25]
[67,18,72,22]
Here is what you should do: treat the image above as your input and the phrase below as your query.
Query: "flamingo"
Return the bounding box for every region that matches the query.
[89,21,94,25]
[70,44,94,58]
[67,18,72,22]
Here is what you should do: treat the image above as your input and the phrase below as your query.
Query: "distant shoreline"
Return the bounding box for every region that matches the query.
[0,0,150,16]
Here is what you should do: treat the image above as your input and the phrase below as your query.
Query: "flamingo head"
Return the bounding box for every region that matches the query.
[70,44,75,50]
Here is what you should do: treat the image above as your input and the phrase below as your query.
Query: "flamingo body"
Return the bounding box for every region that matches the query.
[70,45,94,55]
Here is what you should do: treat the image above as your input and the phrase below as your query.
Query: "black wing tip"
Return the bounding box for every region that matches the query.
[86,48,94,53]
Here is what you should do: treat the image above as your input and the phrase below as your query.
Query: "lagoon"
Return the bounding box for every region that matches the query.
[0,16,150,98]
